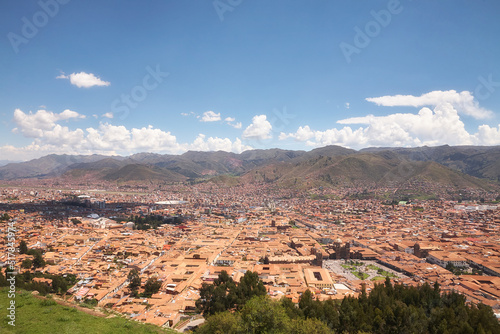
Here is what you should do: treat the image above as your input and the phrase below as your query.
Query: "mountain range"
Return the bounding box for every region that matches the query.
[0,145,499,191]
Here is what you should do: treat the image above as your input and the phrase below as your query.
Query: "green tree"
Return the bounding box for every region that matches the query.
[234,270,266,309]
[196,270,266,315]
[19,240,28,254]
[0,269,7,286]
[71,218,82,225]
[51,275,68,294]
[298,290,314,318]
[21,258,32,269]
[127,269,141,296]
[142,277,162,297]
[259,256,270,264]
[196,270,236,315]
[289,317,332,334]
[239,296,290,334]
[32,252,45,269]
[281,296,303,319]
[195,311,241,334]
[321,299,339,329]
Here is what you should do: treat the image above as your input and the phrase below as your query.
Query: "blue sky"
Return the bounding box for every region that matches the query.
[1,0,499,161]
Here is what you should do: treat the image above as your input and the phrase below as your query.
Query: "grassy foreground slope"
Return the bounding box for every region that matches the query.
[0,289,174,334]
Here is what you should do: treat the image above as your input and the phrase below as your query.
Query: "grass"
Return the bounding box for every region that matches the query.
[352,272,369,280]
[341,264,354,270]
[371,276,387,281]
[0,289,176,334]
[367,264,379,271]
[376,269,397,278]
[341,261,364,271]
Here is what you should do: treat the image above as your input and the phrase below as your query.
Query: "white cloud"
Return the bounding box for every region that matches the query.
[188,134,251,153]
[366,90,493,119]
[474,124,500,146]
[230,122,242,129]
[345,102,350,109]
[225,117,242,129]
[57,72,110,88]
[242,115,272,140]
[279,125,314,141]
[12,108,85,138]
[200,110,221,122]
[5,108,253,160]
[84,123,182,153]
[102,112,113,119]
[280,103,500,149]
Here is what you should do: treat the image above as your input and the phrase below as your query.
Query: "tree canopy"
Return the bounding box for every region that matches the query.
[196,270,266,316]
[195,275,500,334]
[19,240,28,254]
[127,269,141,297]
[141,277,162,297]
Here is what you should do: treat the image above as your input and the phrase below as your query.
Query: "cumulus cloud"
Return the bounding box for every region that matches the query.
[57,72,110,88]
[13,108,85,137]
[85,123,182,153]
[200,110,221,122]
[5,108,253,160]
[102,112,113,119]
[280,103,500,149]
[474,124,500,146]
[242,115,272,140]
[366,90,493,119]
[188,134,251,153]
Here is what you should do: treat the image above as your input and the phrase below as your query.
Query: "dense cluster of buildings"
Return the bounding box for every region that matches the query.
[1,182,499,328]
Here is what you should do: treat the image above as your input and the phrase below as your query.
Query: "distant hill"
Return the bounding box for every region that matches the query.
[238,150,493,191]
[0,160,19,167]
[360,145,500,181]
[0,145,498,192]
[102,164,187,182]
[0,154,118,180]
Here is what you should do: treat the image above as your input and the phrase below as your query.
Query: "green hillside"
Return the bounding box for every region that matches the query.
[0,289,174,334]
